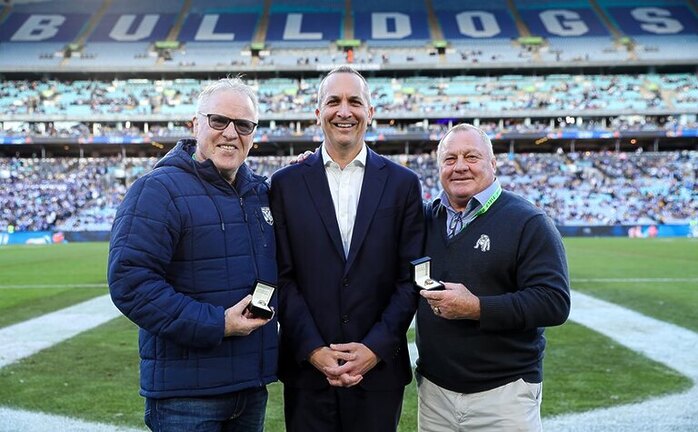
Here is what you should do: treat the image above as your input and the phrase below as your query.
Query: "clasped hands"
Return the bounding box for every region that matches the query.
[309,343,378,387]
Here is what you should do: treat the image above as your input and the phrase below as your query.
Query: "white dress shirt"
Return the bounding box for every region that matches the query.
[322,144,367,256]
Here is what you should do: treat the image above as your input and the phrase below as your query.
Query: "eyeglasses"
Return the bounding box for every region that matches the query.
[198,112,257,136]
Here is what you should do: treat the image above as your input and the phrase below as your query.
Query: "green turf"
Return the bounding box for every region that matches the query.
[0,243,108,284]
[564,238,698,332]
[0,317,142,426]
[0,316,688,431]
[0,287,107,328]
[0,243,109,327]
[0,239,696,430]
[542,321,691,416]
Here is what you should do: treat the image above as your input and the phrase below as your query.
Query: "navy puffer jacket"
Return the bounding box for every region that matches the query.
[108,139,277,398]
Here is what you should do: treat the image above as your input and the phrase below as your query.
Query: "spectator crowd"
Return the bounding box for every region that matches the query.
[1,150,695,232]
[2,72,696,120]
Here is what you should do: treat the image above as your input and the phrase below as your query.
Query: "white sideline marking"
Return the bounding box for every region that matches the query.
[541,290,698,431]
[0,295,121,369]
[567,290,698,378]
[409,289,698,377]
[0,407,144,432]
[2,290,697,431]
[409,290,698,431]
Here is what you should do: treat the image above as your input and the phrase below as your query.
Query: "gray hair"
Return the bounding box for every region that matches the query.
[437,123,494,164]
[197,76,259,119]
[317,64,371,108]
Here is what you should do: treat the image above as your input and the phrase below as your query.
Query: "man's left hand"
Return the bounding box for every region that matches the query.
[323,342,379,387]
[223,295,272,336]
[420,282,481,320]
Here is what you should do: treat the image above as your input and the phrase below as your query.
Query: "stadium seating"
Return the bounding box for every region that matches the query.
[2,72,696,121]
[0,0,696,233]
[1,151,695,232]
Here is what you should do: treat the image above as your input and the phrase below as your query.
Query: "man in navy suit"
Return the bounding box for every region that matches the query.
[270,65,424,432]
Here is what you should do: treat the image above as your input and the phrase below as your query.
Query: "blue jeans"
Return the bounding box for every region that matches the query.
[144,386,268,432]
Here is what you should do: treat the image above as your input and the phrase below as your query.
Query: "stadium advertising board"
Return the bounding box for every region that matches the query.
[2,6,695,43]
[0,231,110,245]
[556,225,694,238]
[1,227,693,244]
[0,231,54,245]
[178,13,258,42]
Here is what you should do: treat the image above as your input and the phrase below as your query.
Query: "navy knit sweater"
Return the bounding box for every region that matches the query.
[415,190,570,394]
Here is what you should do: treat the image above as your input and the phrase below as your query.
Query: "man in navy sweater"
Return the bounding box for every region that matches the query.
[416,123,571,431]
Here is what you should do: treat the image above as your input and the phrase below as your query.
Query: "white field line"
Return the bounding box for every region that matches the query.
[0,294,121,369]
[2,289,696,431]
[409,288,698,376]
[409,289,698,431]
[565,290,698,379]
[0,407,144,432]
[0,294,137,432]
[542,290,698,431]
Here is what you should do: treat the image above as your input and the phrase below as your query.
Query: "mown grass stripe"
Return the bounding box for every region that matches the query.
[0,284,108,289]
[2,278,696,288]
[0,295,120,368]
[572,278,698,283]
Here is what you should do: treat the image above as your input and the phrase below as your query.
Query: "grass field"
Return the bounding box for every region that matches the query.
[0,243,108,328]
[565,238,698,332]
[0,238,696,431]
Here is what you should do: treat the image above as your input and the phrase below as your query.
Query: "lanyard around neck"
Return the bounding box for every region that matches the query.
[447,184,502,238]
[469,184,502,221]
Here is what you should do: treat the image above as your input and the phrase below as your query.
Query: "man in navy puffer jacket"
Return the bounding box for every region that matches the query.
[108,78,277,432]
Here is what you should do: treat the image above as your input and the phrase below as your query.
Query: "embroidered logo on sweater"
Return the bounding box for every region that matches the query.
[261,207,274,225]
[474,234,490,252]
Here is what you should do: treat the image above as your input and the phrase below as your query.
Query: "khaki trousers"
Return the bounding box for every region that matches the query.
[417,373,542,432]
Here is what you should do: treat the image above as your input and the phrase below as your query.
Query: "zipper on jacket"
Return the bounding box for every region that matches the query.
[239,197,248,222]
[237,182,267,385]
[238,194,260,278]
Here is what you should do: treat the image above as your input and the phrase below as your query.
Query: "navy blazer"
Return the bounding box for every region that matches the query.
[270,147,424,391]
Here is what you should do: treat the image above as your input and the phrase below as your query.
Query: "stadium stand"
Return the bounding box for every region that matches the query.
[1,150,696,232]
[0,0,696,235]
[2,72,696,119]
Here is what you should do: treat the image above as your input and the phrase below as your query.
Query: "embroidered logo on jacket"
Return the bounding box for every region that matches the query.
[474,234,490,252]
[261,207,274,225]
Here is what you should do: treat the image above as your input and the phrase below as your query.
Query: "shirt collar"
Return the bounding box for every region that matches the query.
[322,143,367,168]
[437,178,500,215]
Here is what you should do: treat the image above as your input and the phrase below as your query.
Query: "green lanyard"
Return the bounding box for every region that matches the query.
[457,184,502,233]
[470,184,502,221]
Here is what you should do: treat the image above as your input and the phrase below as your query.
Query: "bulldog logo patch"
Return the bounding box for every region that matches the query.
[261,207,274,226]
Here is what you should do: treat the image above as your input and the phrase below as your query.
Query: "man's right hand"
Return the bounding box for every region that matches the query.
[224,294,271,336]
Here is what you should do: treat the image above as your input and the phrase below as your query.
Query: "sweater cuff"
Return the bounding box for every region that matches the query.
[478,294,515,330]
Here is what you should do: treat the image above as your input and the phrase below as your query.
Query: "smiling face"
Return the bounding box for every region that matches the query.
[438,127,497,212]
[315,72,374,154]
[193,88,257,184]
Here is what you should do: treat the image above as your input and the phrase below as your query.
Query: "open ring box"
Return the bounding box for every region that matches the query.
[410,256,444,291]
[247,280,276,319]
